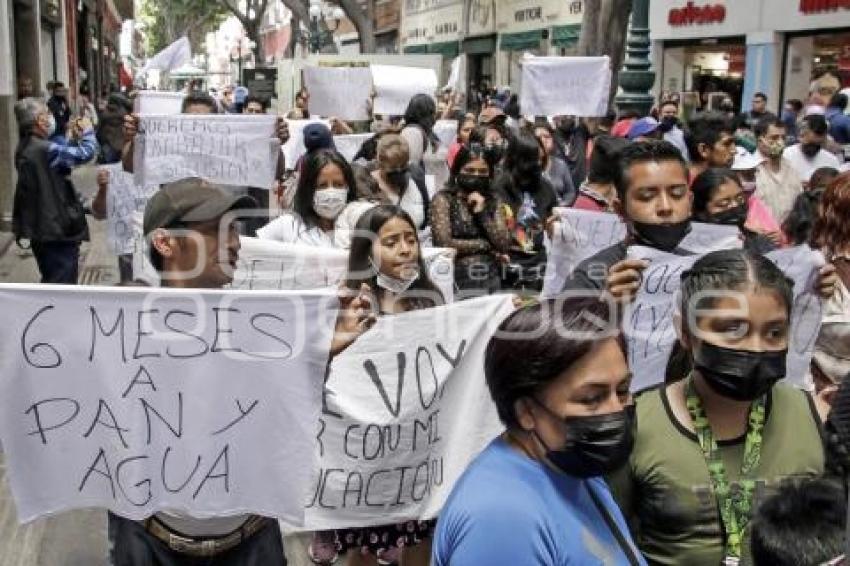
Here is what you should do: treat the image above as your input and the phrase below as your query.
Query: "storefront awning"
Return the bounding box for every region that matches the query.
[463,35,497,55]
[428,41,460,58]
[552,24,581,48]
[403,45,429,54]
[499,30,544,51]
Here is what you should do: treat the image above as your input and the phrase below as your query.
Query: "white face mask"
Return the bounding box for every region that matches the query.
[45,114,57,138]
[313,187,348,220]
[372,259,420,294]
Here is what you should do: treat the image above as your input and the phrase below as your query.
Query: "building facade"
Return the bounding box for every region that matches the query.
[400,0,583,93]
[0,0,128,228]
[650,0,850,113]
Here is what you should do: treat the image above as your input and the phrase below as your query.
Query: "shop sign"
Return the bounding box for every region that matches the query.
[668,1,726,25]
[799,0,850,13]
[515,7,543,23]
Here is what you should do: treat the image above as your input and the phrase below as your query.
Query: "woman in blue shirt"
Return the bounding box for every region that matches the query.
[433,297,645,566]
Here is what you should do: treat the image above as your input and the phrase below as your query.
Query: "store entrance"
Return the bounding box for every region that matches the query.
[661,40,746,112]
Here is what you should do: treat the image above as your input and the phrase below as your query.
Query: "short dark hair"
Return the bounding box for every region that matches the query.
[504,129,544,176]
[293,149,357,229]
[690,168,742,220]
[803,114,829,136]
[588,135,628,185]
[754,117,786,138]
[787,99,804,112]
[484,297,622,429]
[244,95,268,111]
[679,249,794,337]
[750,478,846,566]
[829,92,848,111]
[613,140,689,202]
[685,112,733,164]
[181,91,218,113]
[753,92,767,101]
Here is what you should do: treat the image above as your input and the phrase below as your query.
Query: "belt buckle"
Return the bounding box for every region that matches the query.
[200,539,218,557]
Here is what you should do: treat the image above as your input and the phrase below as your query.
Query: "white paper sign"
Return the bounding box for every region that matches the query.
[134,115,279,188]
[519,56,611,118]
[0,285,337,524]
[102,164,159,255]
[541,209,742,298]
[333,133,372,162]
[542,208,627,298]
[232,237,456,303]
[624,245,824,392]
[444,55,465,94]
[282,119,331,170]
[303,67,372,121]
[371,65,438,116]
[433,120,458,150]
[302,295,513,529]
[134,91,185,115]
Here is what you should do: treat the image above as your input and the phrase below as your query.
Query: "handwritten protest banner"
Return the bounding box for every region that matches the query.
[333,134,372,163]
[134,91,185,115]
[371,65,438,116]
[282,118,331,170]
[624,245,824,392]
[0,284,337,524]
[102,164,159,255]
[134,114,279,188]
[303,67,372,121]
[301,294,513,529]
[541,208,741,298]
[520,55,611,117]
[231,237,456,303]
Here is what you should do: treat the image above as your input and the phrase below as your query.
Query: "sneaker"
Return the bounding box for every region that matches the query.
[307,540,339,565]
[376,547,401,565]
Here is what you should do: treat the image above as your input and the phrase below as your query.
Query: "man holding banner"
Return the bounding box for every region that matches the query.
[104,178,289,564]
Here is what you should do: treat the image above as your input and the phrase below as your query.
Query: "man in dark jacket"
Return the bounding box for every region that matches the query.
[47,82,72,139]
[13,97,97,283]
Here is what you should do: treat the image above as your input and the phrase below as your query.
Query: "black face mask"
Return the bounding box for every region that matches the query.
[658,116,678,133]
[801,142,822,158]
[484,144,505,166]
[456,173,490,193]
[533,402,636,478]
[385,169,409,189]
[709,203,748,228]
[694,342,787,401]
[631,219,691,252]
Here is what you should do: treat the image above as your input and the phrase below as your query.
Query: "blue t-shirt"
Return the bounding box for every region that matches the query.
[433,437,645,565]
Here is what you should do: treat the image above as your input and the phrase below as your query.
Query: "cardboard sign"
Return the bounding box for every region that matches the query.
[624,245,824,392]
[0,285,337,524]
[371,65,438,116]
[134,91,185,115]
[302,295,513,529]
[232,237,456,304]
[102,164,159,255]
[134,115,279,188]
[519,56,611,117]
[303,67,372,121]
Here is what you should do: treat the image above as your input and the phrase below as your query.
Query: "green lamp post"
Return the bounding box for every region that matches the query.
[615,0,656,116]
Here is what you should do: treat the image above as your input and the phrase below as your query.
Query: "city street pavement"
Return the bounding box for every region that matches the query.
[0,164,315,565]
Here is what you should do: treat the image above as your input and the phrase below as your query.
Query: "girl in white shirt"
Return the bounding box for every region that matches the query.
[257,149,357,247]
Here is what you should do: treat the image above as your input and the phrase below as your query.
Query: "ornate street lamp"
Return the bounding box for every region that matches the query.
[615,0,656,116]
[298,0,345,54]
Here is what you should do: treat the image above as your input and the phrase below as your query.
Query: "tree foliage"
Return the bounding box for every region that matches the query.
[218,0,271,61]
[138,0,229,55]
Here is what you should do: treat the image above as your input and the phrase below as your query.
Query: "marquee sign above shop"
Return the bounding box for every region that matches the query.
[668,1,726,25]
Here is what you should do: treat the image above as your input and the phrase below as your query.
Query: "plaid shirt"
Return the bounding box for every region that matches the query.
[47,129,98,173]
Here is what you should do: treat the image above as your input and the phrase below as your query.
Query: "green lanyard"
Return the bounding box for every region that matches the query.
[685,376,767,560]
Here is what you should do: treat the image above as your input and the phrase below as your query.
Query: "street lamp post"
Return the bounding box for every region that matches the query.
[615,0,656,116]
[300,0,345,54]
